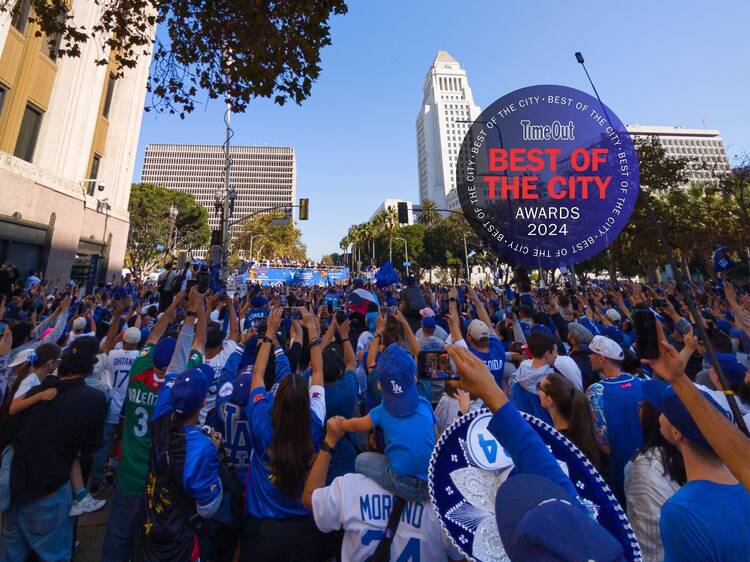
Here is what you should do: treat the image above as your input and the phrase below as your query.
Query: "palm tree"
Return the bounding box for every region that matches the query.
[417,198,442,226]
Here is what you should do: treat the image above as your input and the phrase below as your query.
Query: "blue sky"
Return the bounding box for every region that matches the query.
[134,0,750,260]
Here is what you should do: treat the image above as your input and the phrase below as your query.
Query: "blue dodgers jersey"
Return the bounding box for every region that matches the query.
[243,387,325,519]
[468,336,506,387]
[214,388,252,476]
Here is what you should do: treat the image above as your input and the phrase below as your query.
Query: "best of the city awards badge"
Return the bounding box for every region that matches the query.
[457,85,640,268]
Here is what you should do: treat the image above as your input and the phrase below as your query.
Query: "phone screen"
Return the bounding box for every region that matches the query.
[633,308,659,360]
[417,350,459,381]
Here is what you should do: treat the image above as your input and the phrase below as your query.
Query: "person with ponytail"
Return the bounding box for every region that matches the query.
[537,372,603,472]
[240,305,326,561]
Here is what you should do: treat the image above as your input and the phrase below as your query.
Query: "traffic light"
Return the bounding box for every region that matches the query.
[397,201,409,224]
[299,198,309,220]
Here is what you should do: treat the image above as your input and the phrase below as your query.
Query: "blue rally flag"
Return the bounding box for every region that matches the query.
[712,245,735,273]
[375,260,400,288]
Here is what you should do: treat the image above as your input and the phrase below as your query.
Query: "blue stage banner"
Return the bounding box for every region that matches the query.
[236,267,350,287]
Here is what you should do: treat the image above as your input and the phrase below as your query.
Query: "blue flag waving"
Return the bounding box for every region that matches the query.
[375,260,400,288]
[712,245,735,273]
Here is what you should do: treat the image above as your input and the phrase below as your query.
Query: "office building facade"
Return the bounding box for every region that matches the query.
[0,0,153,283]
[626,125,731,184]
[141,144,296,257]
[416,51,481,212]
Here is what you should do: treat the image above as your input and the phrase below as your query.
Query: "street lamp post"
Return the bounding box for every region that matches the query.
[463,231,470,283]
[395,237,409,276]
[249,234,265,260]
[168,204,179,256]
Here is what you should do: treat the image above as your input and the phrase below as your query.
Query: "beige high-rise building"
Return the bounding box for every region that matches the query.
[141,144,296,258]
[626,125,731,184]
[0,0,153,283]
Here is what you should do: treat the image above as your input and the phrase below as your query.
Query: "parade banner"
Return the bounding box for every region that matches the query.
[237,267,350,286]
[456,85,640,269]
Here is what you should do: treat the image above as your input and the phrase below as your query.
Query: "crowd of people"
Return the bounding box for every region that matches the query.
[0,262,749,562]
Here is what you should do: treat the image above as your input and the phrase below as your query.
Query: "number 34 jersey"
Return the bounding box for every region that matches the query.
[117,343,203,497]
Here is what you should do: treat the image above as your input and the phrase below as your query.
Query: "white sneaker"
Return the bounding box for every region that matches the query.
[69,493,106,516]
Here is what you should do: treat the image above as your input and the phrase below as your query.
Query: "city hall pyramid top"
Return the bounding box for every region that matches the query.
[433,50,458,65]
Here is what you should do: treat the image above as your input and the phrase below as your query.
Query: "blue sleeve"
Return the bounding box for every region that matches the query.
[244,387,272,447]
[487,402,581,502]
[152,372,180,421]
[183,432,223,518]
[214,352,243,412]
[272,347,291,386]
[369,404,383,427]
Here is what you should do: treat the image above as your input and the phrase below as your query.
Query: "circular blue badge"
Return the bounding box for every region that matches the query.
[456,85,639,268]
[428,408,641,562]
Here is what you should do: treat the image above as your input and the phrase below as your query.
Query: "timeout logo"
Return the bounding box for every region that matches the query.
[456,85,640,269]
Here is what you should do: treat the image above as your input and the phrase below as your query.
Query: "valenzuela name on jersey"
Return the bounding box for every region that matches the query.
[128,386,160,407]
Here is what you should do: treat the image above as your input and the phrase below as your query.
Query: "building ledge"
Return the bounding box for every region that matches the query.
[0,151,130,222]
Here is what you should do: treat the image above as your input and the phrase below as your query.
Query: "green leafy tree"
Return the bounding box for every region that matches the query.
[126,182,209,276]
[236,213,307,261]
[416,198,442,226]
[8,0,348,116]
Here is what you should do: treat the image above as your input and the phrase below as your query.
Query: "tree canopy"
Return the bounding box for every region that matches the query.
[126,182,210,276]
[235,212,307,261]
[7,0,348,116]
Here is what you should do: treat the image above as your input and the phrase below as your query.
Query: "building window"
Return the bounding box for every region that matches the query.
[102,74,116,118]
[0,86,6,116]
[86,154,101,195]
[14,104,43,163]
[10,0,31,33]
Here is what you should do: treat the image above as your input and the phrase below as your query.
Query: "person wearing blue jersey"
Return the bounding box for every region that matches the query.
[447,287,506,388]
[239,306,326,561]
[586,335,644,505]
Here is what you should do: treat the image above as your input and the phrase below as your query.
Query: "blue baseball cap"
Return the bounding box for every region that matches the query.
[170,367,210,416]
[378,344,419,418]
[495,474,624,562]
[716,319,733,334]
[531,324,553,336]
[706,352,747,386]
[421,316,436,330]
[643,380,732,454]
[152,337,177,370]
[251,295,268,308]
[230,370,254,407]
[353,278,365,288]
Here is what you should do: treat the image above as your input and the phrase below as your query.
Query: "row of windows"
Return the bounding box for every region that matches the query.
[144,153,293,161]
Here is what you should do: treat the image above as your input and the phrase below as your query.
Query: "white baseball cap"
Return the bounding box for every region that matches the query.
[590,335,624,361]
[9,348,34,368]
[467,319,491,341]
[123,327,142,345]
[72,317,87,331]
[605,309,622,323]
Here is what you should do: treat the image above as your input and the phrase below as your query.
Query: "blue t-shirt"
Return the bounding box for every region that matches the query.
[324,370,360,485]
[468,335,506,388]
[369,397,436,481]
[586,374,643,499]
[183,425,223,515]
[509,383,553,426]
[244,386,325,519]
[661,481,750,562]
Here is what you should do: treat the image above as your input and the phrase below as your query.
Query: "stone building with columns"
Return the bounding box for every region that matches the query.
[0,0,153,284]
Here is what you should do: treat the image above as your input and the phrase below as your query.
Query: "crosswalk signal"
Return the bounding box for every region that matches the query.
[299,198,309,221]
[397,201,409,224]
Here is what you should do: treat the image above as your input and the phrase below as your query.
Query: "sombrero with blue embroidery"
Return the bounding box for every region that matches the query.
[428,408,641,562]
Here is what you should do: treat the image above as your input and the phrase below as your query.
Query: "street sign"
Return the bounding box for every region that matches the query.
[272,216,290,226]
[403,261,411,267]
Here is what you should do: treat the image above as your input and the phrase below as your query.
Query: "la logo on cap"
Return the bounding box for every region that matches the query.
[390,380,403,395]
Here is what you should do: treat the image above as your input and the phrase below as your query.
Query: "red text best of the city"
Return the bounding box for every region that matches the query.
[482,148,610,200]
